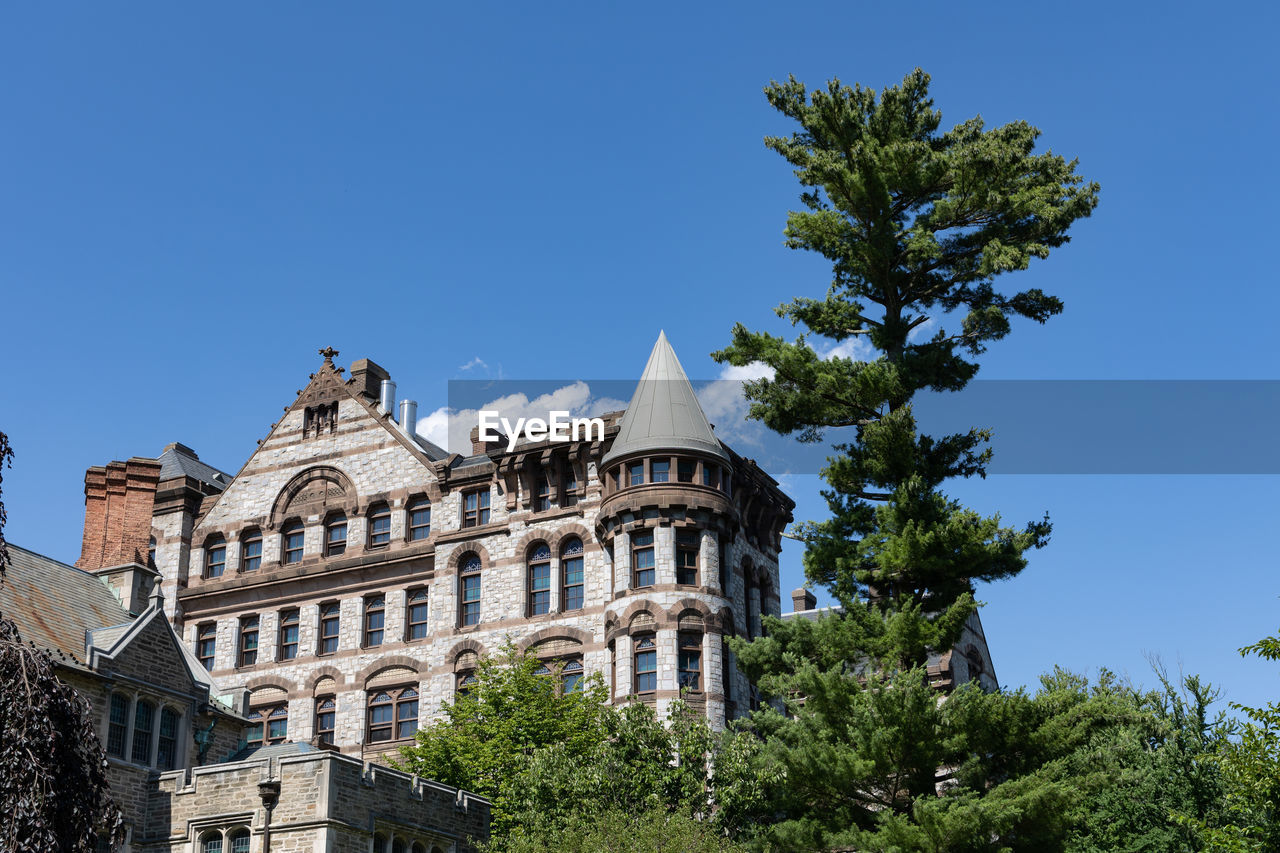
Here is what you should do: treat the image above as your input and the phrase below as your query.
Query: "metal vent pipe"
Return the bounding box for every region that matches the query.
[380,380,397,418]
[399,399,418,435]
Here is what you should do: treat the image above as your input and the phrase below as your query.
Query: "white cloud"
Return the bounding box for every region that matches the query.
[458,356,489,372]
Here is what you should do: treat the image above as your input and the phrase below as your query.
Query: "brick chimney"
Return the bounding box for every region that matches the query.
[470,424,505,456]
[77,457,161,571]
[791,586,817,613]
[348,358,390,404]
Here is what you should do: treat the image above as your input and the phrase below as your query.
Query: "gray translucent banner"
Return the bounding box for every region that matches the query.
[444,380,1280,474]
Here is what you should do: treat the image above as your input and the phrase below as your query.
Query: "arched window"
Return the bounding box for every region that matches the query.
[392,839,406,853]
[455,650,479,698]
[561,659,584,694]
[456,671,478,698]
[228,830,250,853]
[367,686,419,742]
[364,595,385,647]
[405,588,429,641]
[315,697,336,746]
[318,602,340,655]
[325,512,347,557]
[408,498,431,541]
[527,544,551,615]
[131,699,155,763]
[368,503,392,547]
[631,531,654,587]
[282,521,304,565]
[634,637,657,694]
[247,703,287,746]
[459,554,482,627]
[278,609,299,660]
[106,693,128,758]
[205,535,226,578]
[238,616,259,667]
[678,633,702,691]
[200,831,224,853]
[196,622,216,670]
[676,529,699,585]
[561,538,584,611]
[241,529,262,572]
[373,834,388,853]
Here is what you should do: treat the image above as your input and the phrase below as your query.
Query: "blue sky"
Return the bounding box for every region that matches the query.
[2,3,1277,710]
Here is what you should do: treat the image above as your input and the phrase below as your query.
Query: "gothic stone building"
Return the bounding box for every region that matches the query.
[75,333,796,766]
[1,544,490,852]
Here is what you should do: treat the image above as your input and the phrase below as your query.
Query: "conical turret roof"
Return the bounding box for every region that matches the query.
[601,331,729,467]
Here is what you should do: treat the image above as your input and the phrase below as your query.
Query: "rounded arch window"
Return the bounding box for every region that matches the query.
[528,544,551,616]
[459,554,482,627]
[228,829,250,853]
[561,537,584,611]
[200,830,224,853]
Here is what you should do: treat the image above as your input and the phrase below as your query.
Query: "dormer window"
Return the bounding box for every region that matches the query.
[325,513,347,557]
[205,536,226,579]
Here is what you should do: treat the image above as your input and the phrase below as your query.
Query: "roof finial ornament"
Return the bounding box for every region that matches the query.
[319,346,339,366]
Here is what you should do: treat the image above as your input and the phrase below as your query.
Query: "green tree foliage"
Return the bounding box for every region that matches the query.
[396,643,771,849]
[1178,628,1280,851]
[498,807,749,853]
[714,69,1099,644]
[0,432,124,853]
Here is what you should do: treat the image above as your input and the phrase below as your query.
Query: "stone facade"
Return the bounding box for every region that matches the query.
[124,344,793,762]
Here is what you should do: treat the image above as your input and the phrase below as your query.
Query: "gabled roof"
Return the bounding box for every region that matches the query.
[601,330,729,467]
[0,543,130,665]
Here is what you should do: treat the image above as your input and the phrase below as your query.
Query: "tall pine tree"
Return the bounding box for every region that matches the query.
[715,71,1100,849]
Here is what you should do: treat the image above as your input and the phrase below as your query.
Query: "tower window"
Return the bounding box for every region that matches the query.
[651,460,669,483]
[528,544,551,615]
[676,529,699,586]
[678,633,702,691]
[561,537,584,611]
[627,462,644,486]
[634,636,657,693]
[632,531,654,588]
[677,459,696,483]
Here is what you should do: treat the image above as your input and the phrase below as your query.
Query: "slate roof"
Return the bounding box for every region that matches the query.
[156,442,230,491]
[0,543,130,664]
[601,330,729,467]
[226,740,322,763]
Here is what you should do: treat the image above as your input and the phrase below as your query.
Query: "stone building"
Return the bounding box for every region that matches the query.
[1,544,490,851]
[75,333,795,764]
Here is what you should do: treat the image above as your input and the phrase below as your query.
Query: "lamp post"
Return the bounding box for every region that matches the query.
[257,780,281,853]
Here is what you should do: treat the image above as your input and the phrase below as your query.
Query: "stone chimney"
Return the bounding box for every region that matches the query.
[348,358,390,405]
[77,457,161,571]
[791,586,817,613]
